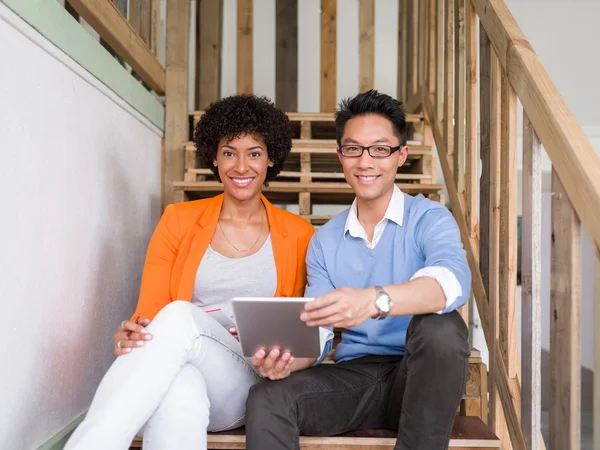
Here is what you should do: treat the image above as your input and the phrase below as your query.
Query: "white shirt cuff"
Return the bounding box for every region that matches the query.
[319,327,334,354]
[410,266,462,314]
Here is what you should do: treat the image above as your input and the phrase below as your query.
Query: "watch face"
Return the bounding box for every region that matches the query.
[376,293,392,313]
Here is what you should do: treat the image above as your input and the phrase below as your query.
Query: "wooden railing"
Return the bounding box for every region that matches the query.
[401,0,600,449]
[66,0,164,94]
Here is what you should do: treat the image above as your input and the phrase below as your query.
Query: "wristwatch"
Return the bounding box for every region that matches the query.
[372,286,393,320]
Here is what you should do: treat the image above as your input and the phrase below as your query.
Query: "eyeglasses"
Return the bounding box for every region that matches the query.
[338,144,405,158]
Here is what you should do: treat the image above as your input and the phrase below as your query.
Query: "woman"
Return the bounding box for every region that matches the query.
[65,95,315,450]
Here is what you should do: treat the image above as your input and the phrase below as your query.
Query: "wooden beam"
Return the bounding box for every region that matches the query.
[465,1,478,239]
[150,0,160,56]
[237,0,253,94]
[275,0,298,111]
[453,0,466,192]
[443,0,454,171]
[424,91,528,450]
[67,0,165,94]
[129,0,151,47]
[499,72,518,379]
[418,0,427,88]
[550,169,581,450]
[320,0,337,112]
[427,0,436,95]
[435,0,444,119]
[594,252,600,450]
[358,0,375,92]
[521,111,542,450]
[164,0,190,205]
[397,0,408,102]
[487,52,510,450]
[479,23,491,302]
[471,0,600,260]
[408,0,419,97]
[196,0,223,110]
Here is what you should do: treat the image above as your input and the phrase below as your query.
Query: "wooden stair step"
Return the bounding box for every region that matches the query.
[173,181,443,206]
[183,140,431,157]
[130,416,499,449]
[187,168,432,182]
[189,111,424,124]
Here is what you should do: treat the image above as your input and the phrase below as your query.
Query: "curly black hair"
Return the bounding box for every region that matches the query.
[194,94,292,185]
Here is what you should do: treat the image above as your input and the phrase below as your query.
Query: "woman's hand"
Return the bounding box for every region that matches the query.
[113,317,152,356]
[251,348,295,380]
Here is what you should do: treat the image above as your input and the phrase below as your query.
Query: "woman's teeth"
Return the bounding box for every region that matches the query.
[231,177,253,187]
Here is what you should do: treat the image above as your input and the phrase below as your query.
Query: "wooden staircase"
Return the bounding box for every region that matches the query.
[131,416,499,449]
[140,107,499,449]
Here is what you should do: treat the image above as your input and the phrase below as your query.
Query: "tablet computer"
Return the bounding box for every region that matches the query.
[231,297,321,358]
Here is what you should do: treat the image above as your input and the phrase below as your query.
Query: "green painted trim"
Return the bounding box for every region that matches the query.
[37,411,86,450]
[1,0,165,131]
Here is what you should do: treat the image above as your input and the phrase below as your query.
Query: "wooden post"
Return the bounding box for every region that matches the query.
[397,0,408,102]
[488,52,510,450]
[418,0,426,89]
[521,112,542,450]
[299,121,312,217]
[443,0,454,173]
[276,0,298,111]
[237,0,253,94]
[435,0,443,119]
[196,0,223,110]
[550,169,581,450]
[479,25,490,300]
[499,72,518,379]
[164,0,190,205]
[129,0,151,47]
[427,0,436,96]
[150,0,160,56]
[409,0,419,98]
[453,0,465,193]
[320,0,336,112]
[359,0,375,93]
[594,253,600,450]
[465,1,477,239]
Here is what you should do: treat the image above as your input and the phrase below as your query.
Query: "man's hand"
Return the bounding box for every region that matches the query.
[113,317,152,356]
[300,287,378,328]
[251,348,295,380]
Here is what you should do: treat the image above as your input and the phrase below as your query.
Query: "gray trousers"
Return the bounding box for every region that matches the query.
[245,311,470,450]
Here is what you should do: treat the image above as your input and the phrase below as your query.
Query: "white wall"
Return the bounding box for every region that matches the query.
[0,5,162,449]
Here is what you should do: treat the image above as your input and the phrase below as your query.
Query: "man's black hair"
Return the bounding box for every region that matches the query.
[335,89,407,145]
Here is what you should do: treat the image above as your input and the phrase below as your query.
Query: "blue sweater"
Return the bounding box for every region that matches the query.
[305,194,471,363]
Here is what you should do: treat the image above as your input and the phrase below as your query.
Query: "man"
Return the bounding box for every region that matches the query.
[247,90,471,450]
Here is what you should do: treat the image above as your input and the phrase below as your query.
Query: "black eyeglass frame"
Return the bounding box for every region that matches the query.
[337,143,407,158]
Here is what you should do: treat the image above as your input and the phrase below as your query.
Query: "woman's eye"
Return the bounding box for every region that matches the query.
[223,151,234,157]
[249,151,262,158]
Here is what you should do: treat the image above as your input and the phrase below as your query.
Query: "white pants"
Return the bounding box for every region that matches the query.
[65,301,261,450]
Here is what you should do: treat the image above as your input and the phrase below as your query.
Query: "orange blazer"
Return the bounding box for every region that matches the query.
[133,194,315,320]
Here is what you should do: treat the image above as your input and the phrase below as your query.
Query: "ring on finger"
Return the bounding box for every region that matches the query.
[117,340,122,349]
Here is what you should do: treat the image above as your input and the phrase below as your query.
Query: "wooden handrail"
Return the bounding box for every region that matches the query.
[471,0,600,255]
[67,0,166,95]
